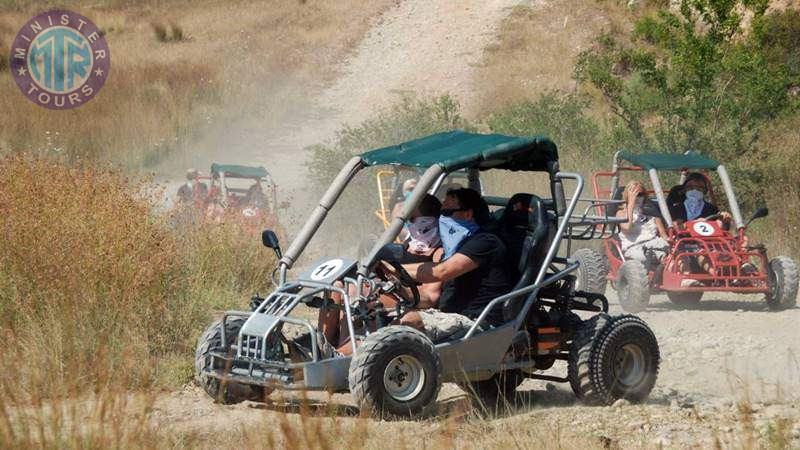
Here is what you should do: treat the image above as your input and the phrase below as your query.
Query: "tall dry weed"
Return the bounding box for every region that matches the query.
[0,154,274,399]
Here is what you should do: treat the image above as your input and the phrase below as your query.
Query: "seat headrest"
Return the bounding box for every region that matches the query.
[498,193,544,230]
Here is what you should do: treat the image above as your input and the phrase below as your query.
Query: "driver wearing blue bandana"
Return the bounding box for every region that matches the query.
[398,188,514,342]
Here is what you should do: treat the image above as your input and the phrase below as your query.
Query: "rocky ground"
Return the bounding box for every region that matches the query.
[149,1,800,446]
[153,292,800,448]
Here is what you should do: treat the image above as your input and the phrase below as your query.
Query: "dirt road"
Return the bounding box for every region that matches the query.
[156,290,799,447]
[151,1,800,446]
[158,0,527,215]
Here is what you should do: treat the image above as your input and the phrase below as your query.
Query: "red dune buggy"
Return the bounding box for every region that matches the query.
[573,151,798,312]
[177,163,282,236]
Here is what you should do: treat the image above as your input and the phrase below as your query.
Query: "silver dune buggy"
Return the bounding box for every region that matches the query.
[195,131,661,418]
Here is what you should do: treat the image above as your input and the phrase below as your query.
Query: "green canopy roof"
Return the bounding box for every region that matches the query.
[618,151,720,171]
[210,163,269,179]
[360,131,558,172]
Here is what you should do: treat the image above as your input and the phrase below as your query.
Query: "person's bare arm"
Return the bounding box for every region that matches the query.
[403,253,479,284]
[391,201,404,219]
[617,206,634,233]
[655,217,668,239]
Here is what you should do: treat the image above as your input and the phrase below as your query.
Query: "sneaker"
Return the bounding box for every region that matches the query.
[741,262,757,275]
[680,279,703,287]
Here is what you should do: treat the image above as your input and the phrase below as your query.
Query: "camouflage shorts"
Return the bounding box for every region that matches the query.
[417,309,477,343]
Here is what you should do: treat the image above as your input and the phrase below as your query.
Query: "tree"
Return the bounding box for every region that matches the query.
[575,0,792,160]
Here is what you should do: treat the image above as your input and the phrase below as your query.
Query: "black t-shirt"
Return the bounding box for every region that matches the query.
[669,201,719,222]
[438,232,513,326]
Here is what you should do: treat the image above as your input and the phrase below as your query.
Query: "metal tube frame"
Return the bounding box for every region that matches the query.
[717,165,745,230]
[429,171,447,196]
[610,150,622,195]
[279,156,364,269]
[648,167,674,227]
[464,171,586,338]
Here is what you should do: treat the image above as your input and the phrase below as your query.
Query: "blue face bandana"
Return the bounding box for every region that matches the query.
[439,215,479,259]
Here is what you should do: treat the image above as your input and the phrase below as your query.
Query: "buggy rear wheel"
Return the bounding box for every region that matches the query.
[766,256,799,310]
[616,260,650,313]
[348,326,441,419]
[573,248,610,294]
[666,291,703,308]
[568,314,659,405]
[194,317,271,404]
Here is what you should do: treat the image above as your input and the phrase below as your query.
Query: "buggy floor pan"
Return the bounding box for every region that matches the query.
[204,323,523,394]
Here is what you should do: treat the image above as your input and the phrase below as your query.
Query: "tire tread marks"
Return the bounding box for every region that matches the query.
[574,248,610,294]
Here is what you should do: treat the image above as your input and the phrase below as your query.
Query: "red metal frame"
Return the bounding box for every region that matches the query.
[592,166,770,294]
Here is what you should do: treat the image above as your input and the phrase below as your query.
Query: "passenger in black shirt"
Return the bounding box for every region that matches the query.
[398,188,513,342]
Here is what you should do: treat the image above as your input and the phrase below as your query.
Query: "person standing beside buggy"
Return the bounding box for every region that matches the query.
[616,181,669,263]
[398,188,514,342]
[176,169,207,205]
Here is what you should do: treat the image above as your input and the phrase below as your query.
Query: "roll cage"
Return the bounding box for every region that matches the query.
[595,150,745,232]
[205,131,624,392]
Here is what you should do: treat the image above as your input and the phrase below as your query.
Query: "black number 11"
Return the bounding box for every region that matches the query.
[315,264,336,278]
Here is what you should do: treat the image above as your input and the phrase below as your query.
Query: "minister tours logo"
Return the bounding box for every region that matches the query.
[10,10,110,110]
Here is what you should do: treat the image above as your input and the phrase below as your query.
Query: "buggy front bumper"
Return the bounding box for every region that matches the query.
[203,351,352,392]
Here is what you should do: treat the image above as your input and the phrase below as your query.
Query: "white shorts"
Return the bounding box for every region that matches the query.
[623,237,669,262]
[417,309,477,343]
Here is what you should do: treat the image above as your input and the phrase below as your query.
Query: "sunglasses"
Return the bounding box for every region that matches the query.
[441,207,468,217]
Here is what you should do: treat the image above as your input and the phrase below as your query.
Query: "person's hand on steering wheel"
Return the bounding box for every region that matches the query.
[374,259,421,308]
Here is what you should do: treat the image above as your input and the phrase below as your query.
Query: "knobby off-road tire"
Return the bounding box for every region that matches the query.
[573,248,610,295]
[616,260,650,313]
[348,326,441,419]
[457,369,523,412]
[666,291,703,308]
[195,317,268,404]
[568,314,659,405]
[766,256,799,310]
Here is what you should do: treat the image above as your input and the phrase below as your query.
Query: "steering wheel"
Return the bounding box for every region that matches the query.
[376,259,421,308]
[703,213,722,221]
[370,243,422,308]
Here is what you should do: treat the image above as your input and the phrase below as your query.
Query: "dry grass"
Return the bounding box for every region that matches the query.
[0,154,275,402]
[470,0,637,114]
[0,0,395,169]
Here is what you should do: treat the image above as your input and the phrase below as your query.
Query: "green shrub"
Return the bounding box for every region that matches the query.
[574,0,796,208]
[488,91,609,171]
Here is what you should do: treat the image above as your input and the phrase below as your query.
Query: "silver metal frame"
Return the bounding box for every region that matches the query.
[202,157,613,391]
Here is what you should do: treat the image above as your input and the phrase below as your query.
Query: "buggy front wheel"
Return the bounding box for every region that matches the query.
[766,256,799,310]
[616,260,651,313]
[194,317,271,404]
[348,326,441,419]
